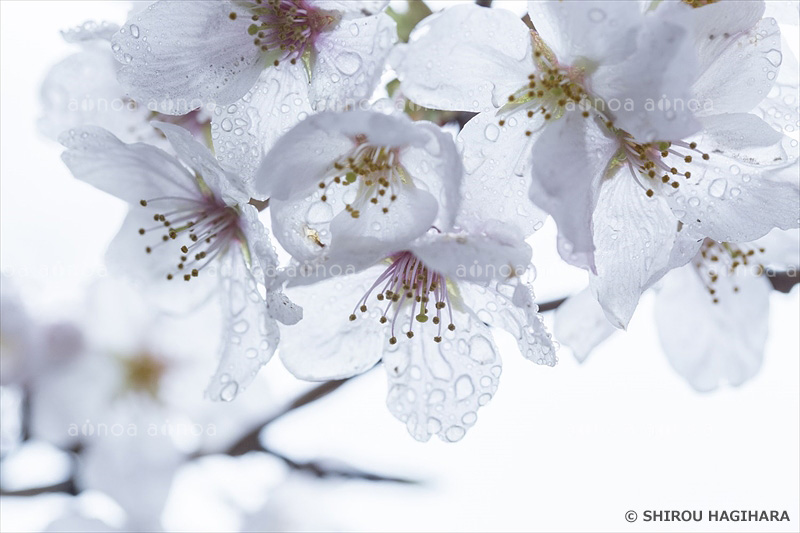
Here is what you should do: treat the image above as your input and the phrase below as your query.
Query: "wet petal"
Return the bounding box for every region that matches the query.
[457,111,548,237]
[528,110,618,270]
[664,113,800,243]
[279,267,386,380]
[692,17,781,115]
[392,3,532,113]
[527,0,639,66]
[211,62,312,187]
[383,298,501,442]
[113,0,264,114]
[309,13,396,110]
[411,225,531,284]
[589,169,702,329]
[206,248,279,401]
[458,280,556,366]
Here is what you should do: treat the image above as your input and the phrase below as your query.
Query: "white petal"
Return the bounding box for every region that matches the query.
[665,113,800,243]
[589,170,702,329]
[591,5,701,141]
[307,0,388,15]
[211,62,312,186]
[392,3,532,112]
[457,111,548,236]
[689,0,766,77]
[411,225,532,284]
[113,0,264,114]
[328,182,438,263]
[279,268,386,380]
[38,48,153,143]
[255,111,425,199]
[553,288,616,363]
[383,296,502,442]
[692,17,781,115]
[456,280,557,365]
[60,126,200,205]
[655,264,770,391]
[527,0,639,66]
[398,121,463,232]
[153,121,250,204]
[528,111,618,270]
[309,13,396,110]
[206,249,279,401]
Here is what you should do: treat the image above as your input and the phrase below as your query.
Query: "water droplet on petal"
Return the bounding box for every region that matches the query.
[484,123,499,142]
[708,178,727,198]
[588,8,606,22]
[130,24,140,38]
[220,381,239,402]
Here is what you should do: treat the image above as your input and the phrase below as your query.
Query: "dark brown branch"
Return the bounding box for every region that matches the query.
[262,446,417,484]
[538,297,567,313]
[767,270,799,294]
[475,0,493,7]
[224,379,350,457]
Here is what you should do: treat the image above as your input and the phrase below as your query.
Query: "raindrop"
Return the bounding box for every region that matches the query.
[688,197,701,207]
[588,8,606,22]
[708,178,727,198]
[349,22,359,36]
[220,381,239,402]
[765,49,783,68]
[220,118,233,132]
[484,123,499,142]
[462,412,477,425]
[455,375,474,400]
[334,52,362,75]
[130,24,140,38]
[445,425,466,442]
[123,53,133,63]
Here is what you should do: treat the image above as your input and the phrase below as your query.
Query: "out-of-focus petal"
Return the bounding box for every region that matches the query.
[655,264,770,392]
[553,288,616,363]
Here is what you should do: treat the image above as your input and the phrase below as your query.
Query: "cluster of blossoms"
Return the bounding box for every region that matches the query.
[47,0,798,442]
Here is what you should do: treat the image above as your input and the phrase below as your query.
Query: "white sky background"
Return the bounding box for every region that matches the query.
[1,1,799,532]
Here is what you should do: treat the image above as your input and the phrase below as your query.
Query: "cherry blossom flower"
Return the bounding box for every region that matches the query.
[254,110,462,270]
[392,1,700,241]
[59,122,300,402]
[556,231,799,391]
[544,1,798,327]
[0,275,83,388]
[111,0,397,186]
[272,137,556,440]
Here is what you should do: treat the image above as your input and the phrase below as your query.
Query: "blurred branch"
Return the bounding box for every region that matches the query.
[0,478,78,497]
[262,446,417,484]
[224,379,350,457]
[767,270,799,294]
[476,0,492,7]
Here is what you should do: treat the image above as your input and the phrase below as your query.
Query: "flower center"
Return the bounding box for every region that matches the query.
[497,37,597,136]
[694,239,765,303]
[683,0,718,7]
[349,252,456,345]
[235,0,339,67]
[318,144,404,218]
[616,135,711,198]
[120,352,166,399]
[137,194,243,281]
